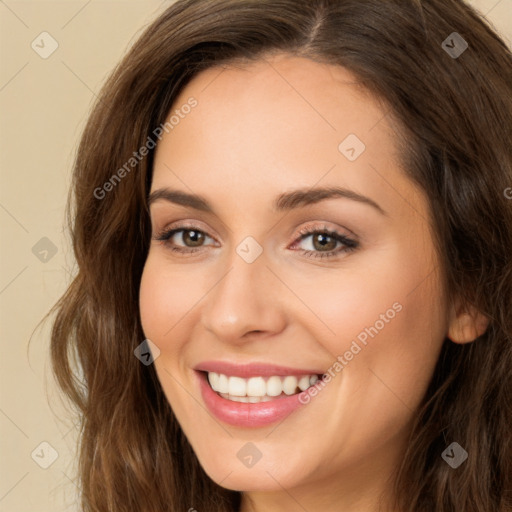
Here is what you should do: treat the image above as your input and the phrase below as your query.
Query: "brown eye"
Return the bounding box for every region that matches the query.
[153,225,216,254]
[180,229,205,247]
[311,233,338,252]
[292,225,359,260]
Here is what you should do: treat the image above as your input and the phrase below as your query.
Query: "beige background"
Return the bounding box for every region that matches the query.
[0,1,510,510]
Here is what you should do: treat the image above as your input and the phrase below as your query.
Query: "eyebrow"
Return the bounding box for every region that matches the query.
[148,186,386,215]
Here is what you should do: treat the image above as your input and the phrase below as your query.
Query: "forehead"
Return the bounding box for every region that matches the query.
[151,54,425,220]
[160,54,388,156]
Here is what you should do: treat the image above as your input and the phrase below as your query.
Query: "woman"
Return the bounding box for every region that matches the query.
[48,0,512,510]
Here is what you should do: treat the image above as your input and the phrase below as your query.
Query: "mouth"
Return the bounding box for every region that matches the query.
[193,361,328,427]
[203,371,324,403]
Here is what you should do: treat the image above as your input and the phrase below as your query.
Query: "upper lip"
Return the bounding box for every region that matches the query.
[194,360,324,378]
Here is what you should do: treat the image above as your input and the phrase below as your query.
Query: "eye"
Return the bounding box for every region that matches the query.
[291,223,358,260]
[152,221,359,260]
[153,223,216,254]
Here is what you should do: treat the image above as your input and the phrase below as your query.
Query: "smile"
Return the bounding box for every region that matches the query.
[207,372,321,403]
[194,361,327,427]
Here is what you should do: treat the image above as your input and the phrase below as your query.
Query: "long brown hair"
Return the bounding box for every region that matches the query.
[47,1,512,510]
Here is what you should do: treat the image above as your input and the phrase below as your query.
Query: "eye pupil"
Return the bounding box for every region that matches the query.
[184,230,204,247]
[313,233,336,251]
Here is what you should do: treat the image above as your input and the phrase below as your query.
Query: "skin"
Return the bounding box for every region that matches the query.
[139,54,486,512]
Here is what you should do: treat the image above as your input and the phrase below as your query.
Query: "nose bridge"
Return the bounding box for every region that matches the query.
[200,240,285,341]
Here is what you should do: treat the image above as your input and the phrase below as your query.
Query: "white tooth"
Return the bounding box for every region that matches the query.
[213,373,314,399]
[283,376,299,395]
[228,376,247,396]
[217,373,229,394]
[266,376,283,396]
[247,377,266,397]
[208,372,220,391]
[229,395,249,402]
[298,375,311,391]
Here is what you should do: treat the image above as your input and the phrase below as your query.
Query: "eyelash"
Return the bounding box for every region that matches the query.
[153,222,359,260]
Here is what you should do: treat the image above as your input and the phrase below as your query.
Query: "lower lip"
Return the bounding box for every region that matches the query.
[196,371,313,428]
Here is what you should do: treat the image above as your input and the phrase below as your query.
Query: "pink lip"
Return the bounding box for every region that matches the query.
[194,360,324,378]
[195,370,316,428]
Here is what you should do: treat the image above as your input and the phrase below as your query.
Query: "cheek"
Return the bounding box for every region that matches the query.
[291,262,446,470]
[139,253,202,343]
[138,255,200,412]
[289,250,445,359]
[295,241,447,413]
[139,261,165,342]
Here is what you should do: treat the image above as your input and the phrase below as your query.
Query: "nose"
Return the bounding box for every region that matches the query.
[200,247,287,344]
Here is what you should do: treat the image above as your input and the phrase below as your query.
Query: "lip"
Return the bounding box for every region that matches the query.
[195,370,318,427]
[194,360,324,378]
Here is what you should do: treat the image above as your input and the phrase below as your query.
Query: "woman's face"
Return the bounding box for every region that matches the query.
[139,54,449,501]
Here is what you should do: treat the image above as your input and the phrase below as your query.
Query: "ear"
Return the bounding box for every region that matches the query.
[447,298,489,344]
